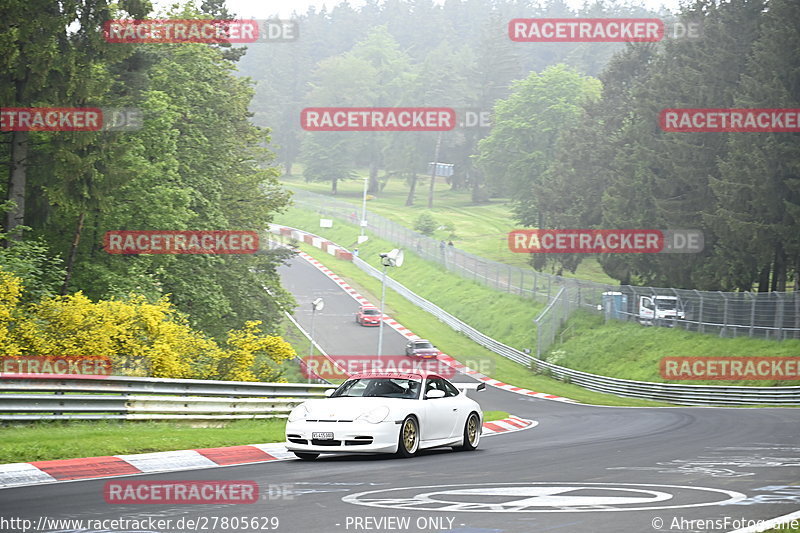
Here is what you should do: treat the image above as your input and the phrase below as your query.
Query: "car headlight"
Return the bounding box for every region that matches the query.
[355,406,390,424]
[288,403,309,422]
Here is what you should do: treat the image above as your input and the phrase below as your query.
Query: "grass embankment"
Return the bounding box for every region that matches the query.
[284,174,617,285]
[550,311,800,387]
[0,412,511,463]
[277,207,800,393]
[0,419,286,464]
[275,207,674,407]
[279,313,325,383]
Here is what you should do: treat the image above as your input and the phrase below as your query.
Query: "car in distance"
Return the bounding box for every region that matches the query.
[405,339,438,359]
[285,371,485,460]
[355,305,381,326]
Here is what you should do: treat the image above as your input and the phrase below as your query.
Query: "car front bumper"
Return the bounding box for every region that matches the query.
[285,420,399,454]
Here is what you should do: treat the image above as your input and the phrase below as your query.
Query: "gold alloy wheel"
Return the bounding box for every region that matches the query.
[403,418,418,452]
[396,416,419,457]
[467,414,478,446]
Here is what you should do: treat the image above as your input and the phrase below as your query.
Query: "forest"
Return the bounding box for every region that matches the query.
[239,0,800,291]
[1,0,296,378]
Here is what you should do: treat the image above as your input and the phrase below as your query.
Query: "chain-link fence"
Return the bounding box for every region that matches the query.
[292,189,800,356]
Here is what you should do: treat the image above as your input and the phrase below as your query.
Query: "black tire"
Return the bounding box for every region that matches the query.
[396,416,420,457]
[293,452,319,461]
[455,412,481,451]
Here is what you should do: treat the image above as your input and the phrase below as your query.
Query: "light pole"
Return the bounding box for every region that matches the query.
[376,249,404,358]
[308,297,324,383]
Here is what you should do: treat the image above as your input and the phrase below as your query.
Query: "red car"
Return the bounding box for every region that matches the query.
[355,305,381,326]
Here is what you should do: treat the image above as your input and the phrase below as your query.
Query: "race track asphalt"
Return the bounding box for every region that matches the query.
[1,253,798,533]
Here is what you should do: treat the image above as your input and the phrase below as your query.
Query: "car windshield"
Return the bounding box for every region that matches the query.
[414,342,434,349]
[362,309,379,315]
[656,299,677,310]
[331,378,421,399]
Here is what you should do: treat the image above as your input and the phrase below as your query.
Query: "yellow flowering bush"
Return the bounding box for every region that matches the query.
[0,269,24,357]
[0,268,296,381]
[222,321,296,382]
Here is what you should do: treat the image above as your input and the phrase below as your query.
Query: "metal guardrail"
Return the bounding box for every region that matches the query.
[0,375,330,421]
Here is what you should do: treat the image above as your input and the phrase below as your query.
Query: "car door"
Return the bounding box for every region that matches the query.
[421,378,461,441]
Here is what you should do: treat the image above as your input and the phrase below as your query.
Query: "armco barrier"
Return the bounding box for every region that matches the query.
[270,225,800,406]
[0,375,330,421]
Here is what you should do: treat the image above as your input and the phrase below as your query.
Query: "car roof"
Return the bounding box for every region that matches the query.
[349,371,443,380]
[359,304,378,309]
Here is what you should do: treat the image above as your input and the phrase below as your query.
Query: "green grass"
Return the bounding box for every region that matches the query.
[278,314,326,383]
[0,410,511,464]
[548,311,800,387]
[283,174,619,285]
[0,419,286,463]
[483,410,509,422]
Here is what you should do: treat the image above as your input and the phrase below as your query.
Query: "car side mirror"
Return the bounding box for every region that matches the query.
[324,388,335,397]
[476,383,486,391]
[425,389,446,399]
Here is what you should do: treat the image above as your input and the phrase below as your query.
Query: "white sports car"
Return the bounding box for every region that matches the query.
[285,371,485,460]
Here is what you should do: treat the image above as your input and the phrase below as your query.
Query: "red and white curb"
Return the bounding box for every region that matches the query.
[0,418,532,489]
[0,443,293,489]
[290,241,575,404]
[481,415,538,436]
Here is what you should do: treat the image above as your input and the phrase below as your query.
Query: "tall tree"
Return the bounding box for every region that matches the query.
[476,64,601,210]
[711,0,800,292]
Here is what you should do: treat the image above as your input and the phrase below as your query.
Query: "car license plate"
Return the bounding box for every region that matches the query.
[312,432,334,440]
